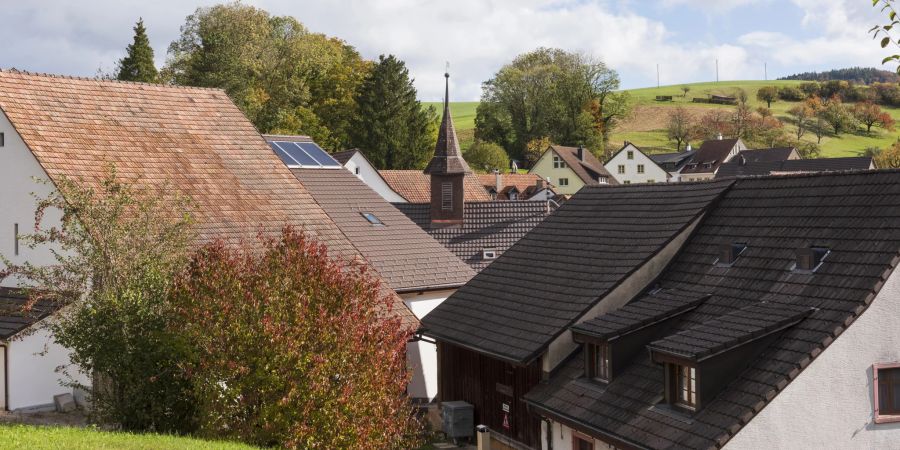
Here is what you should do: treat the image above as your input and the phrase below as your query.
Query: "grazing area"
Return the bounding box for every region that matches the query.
[437,80,900,159]
[0,424,256,450]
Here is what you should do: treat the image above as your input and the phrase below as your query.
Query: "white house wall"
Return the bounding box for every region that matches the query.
[6,326,86,411]
[604,145,669,184]
[0,110,61,283]
[344,153,406,203]
[401,288,456,401]
[725,266,900,449]
[541,421,615,450]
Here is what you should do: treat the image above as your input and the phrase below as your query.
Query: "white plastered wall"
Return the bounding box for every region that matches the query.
[5,325,87,411]
[401,288,456,401]
[604,144,669,185]
[343,153,406,203]
[725,265,900,449]
[541,421,616,450]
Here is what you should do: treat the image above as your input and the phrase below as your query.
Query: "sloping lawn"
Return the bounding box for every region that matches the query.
[0,424,257,449]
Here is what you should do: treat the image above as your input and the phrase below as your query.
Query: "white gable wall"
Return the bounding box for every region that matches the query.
[343,153,406,203]
[401,288,456,401]
[6,325,87,411]
[0,111,61,282]
[604,144,669,184]
[725,266,900,449]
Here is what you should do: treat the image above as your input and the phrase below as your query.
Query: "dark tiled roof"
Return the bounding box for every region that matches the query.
[551,145,618,185]
[716,156,875,178]
[647,301,814,361]
[572,291,709,340]
[526,170,900,449]
[331,149,358,165]
[394,201,550,273]
[291,168,474,295]
[736,147,797,163]
[419,180,733,363]
[0,288,57,339]
[649,151,696,171]
[380,170,491,202]
[680,139,740,174]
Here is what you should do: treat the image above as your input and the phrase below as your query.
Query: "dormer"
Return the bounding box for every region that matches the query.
[647,301,814,413]
[794,246,829,273]
[715,242,747,267]
[571,292,709,383]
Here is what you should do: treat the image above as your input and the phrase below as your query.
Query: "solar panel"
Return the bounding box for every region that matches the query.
[269,142,299,166]
[297,143,341,167]
[275,142,318,167]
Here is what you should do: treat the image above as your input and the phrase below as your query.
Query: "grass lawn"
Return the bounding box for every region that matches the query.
[434,80,900,159]
[0,424,257,449]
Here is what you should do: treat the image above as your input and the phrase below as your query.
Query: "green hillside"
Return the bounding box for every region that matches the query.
[0,424,256,449]
[435,81,900,158]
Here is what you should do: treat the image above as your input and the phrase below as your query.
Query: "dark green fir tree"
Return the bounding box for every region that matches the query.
[116,19,158,83]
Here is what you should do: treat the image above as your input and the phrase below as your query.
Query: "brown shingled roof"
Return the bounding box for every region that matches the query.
[0,70,417,327]
[380,170,491,202]
[680,138,742,174]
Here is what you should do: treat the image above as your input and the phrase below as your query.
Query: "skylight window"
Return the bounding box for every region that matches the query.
[482,249,498,260]
[361,212,383,226]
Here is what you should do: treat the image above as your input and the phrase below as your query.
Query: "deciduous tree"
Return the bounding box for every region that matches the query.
[464,140,510,172]
[665,107,695,151]
[852,101,896,133]
[757,86,778,108]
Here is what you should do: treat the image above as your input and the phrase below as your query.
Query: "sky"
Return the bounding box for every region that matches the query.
[0,0,892,101]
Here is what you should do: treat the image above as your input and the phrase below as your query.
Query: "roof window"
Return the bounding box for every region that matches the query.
[794,246,829,272]
[715,242,747,267]
[482,248,498,260]
[361,212,384,226]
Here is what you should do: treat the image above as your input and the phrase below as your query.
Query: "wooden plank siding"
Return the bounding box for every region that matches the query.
[437,342,542,448]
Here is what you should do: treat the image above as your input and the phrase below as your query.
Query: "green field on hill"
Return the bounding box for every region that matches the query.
[0,424,256,449]
[434,81,900,159]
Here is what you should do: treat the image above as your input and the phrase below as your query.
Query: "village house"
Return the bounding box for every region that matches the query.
[422,169,900,449]
[264,135,475,401]
[648,147,696,181]
[330,148,407,202]
[603,142,671,184]
[529,145,616,196]
[392,75,552,272]
[678,137,746,181]
[0,70,417,411]
[478,171,557,201]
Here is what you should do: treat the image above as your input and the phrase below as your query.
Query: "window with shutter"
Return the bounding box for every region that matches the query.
[441,182,452,210]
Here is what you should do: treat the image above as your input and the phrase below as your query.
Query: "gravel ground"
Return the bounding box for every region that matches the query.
[0,409,88,427]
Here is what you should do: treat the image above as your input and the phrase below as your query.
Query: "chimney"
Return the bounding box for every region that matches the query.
[717,132,723,140]
[535,178,544,190]
[494,169,502,193]
[577,145,586,161]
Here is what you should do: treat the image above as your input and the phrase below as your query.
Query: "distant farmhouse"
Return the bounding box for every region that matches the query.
[604,142,671,184]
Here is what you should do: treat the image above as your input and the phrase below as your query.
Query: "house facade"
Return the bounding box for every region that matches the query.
[0,70,416,411]
[603,142,670,184]
[530,145,616,196]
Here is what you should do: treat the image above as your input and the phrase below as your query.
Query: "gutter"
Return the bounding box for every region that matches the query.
[393,282,467,295]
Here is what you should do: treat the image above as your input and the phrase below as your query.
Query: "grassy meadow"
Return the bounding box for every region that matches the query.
[433,81,900,158]
[0,424,256,450]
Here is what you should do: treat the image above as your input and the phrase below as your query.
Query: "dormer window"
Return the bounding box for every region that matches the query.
[588,342,610,382]
[715,242,747,267]
[794,246,829,272]
[509,191,518,201]
[482,248,497,260]
[598,176,608,184]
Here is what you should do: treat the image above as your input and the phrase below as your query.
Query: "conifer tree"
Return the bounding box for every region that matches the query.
[351,55,435,169]
[116,19,158,83]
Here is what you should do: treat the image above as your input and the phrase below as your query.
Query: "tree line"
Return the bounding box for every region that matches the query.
[778,67,899,84]
[115,4,435,170]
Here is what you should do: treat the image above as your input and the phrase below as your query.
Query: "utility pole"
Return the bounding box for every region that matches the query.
[657,64,660,88]
[716,59,719,83]
[764,62,767,81]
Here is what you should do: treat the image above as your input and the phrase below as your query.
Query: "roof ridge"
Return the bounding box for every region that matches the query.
[0,68,226,93]
[731,167,892,181]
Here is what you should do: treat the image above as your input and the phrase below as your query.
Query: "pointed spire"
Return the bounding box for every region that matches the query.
[424,71,471,175]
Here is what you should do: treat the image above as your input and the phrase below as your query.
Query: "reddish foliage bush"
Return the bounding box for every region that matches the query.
[169,227,421,449]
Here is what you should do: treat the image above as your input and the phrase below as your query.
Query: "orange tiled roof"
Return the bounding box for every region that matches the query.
[380,170,491,202]
[477,173,554,199]
[0,70,417,326]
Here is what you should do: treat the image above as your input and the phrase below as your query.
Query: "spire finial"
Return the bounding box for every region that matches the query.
[444,62,450,107]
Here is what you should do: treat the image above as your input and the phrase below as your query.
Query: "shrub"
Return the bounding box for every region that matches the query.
[777,86,805,101]
[169,228,421,449]
[1,169,198,433]
[464,140,510,172]
[799,81,820,97]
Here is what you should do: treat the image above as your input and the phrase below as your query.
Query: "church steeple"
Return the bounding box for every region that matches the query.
[424,71,471,175]
[426,71,468,227]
